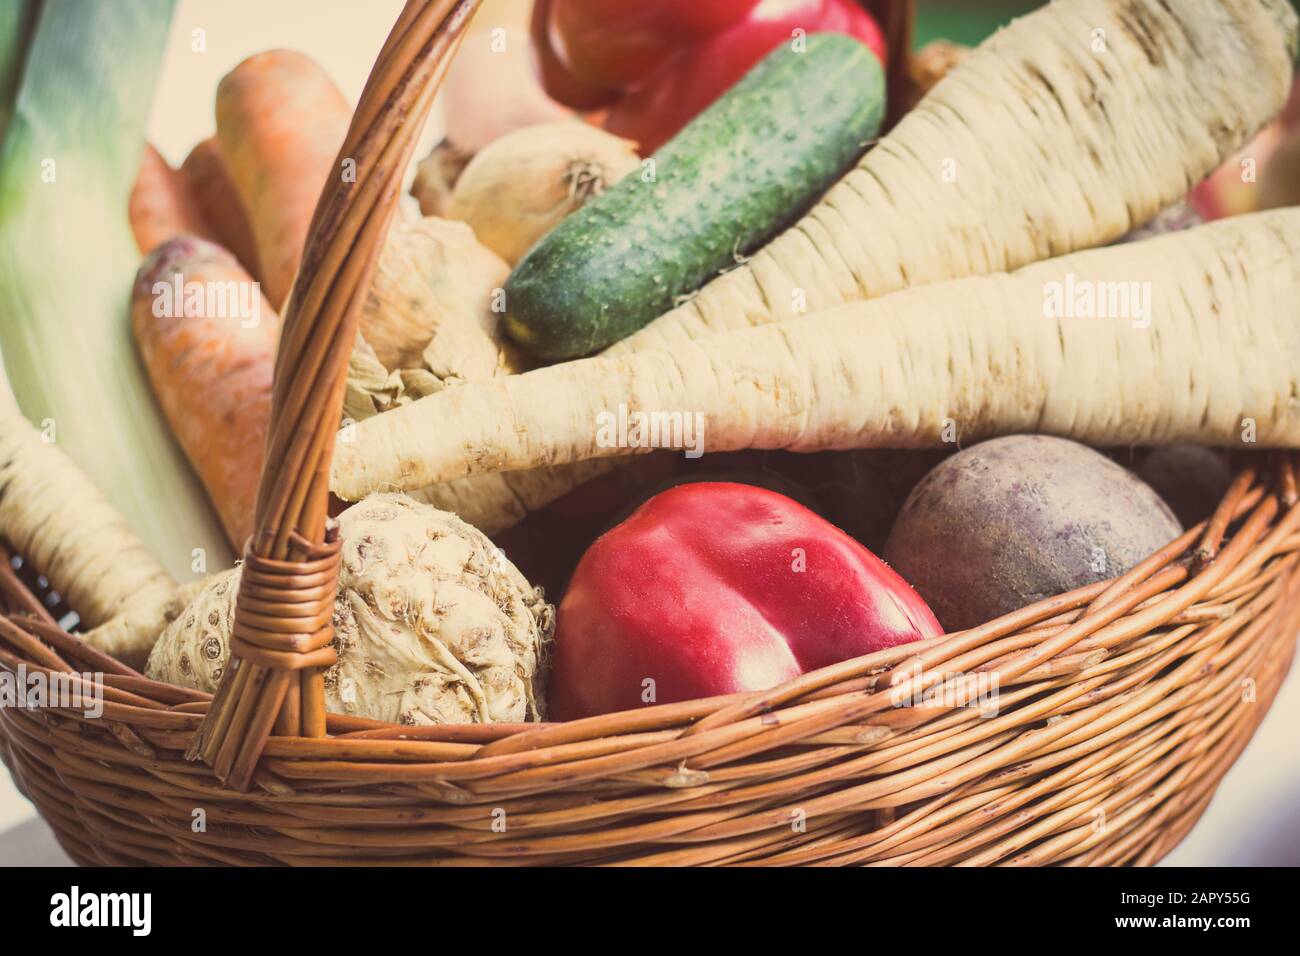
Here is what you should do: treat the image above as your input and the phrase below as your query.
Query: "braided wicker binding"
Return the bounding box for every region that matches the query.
[1,0,1298,866]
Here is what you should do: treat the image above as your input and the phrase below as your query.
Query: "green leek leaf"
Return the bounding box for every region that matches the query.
[0,1,38,142]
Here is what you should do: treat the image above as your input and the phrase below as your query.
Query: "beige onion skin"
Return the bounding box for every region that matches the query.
[448,121,641,265]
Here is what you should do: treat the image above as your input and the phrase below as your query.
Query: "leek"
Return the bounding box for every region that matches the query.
[0,2,37,142]
[0,0,234,583]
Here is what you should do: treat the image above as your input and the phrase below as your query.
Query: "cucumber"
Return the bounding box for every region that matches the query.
[503,33,885,360]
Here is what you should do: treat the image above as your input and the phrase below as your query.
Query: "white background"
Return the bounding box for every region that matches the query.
[2,0,1298,866]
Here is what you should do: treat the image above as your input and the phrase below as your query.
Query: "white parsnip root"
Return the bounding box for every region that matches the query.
[625,0,1297,351]
[340,0,1298,531]
[333,209,1300,497]
[0,376,182,667]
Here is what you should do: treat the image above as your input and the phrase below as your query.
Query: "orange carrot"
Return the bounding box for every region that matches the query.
[131,236,279,550]
[128,143,216,255]
[181,136,262,284]
[215,50,351,309]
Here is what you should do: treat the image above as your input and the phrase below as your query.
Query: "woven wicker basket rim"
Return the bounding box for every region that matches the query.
[1,453,1297,864]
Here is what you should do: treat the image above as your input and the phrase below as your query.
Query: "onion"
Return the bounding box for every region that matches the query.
[447,120,641,265]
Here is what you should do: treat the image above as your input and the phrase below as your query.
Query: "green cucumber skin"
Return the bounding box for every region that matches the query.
[503,33,885,361]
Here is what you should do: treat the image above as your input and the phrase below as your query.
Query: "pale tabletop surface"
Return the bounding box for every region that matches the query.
[3,0,1298,868]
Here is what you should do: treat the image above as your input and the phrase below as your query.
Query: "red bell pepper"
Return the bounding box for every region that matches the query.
[534,0,886,154]
[545,0,763,94]
[549,482,941,721]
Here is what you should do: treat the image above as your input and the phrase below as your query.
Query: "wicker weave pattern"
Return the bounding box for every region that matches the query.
[0,0,1297,866]
[0,457,1296,865]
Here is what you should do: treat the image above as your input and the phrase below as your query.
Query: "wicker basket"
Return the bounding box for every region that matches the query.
[1,0,1299,867]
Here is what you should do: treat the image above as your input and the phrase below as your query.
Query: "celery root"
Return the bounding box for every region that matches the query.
[344,0,1298,530]
[333,208,1300,496]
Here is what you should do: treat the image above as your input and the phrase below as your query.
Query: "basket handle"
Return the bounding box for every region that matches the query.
[188,0,914,791]
[188,0,481,790]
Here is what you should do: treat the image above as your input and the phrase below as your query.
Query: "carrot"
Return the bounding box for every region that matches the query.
[332,208,1300,498]
[132,236,279,551]
[127,143,216,255]
[370,0,1298,532]
[180,136,262,283]
[215,49,351,309]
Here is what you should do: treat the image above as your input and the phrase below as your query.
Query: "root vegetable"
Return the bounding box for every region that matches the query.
[0,363,176,667]
[80,578,205,669]
[411,139,473,218]
[908,39,969,100]
[447,120,640,265]
[883,436,1182,632]
[359,217,513,373]
[214,51,514,393]
[621,0,1296,354]
[357,0,1298,531]
[402,460,628,535]
[1136,446,1235,528]
[215,49,351,309]
[213,51,521,448]
[180,136,261,282]
[128,143,216,254]
[145,494,553,725]
[132,236,279,551]
[332,208,1300,498]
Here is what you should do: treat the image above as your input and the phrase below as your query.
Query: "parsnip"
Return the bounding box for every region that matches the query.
[626,0,1296,352]
[0,365,177,667]
[341,0,1298,531]
[332,209,1300,497]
